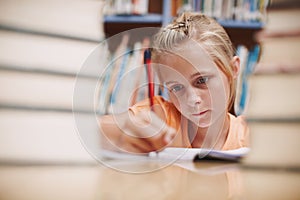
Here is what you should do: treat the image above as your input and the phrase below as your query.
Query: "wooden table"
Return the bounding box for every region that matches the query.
[0,160,299,200]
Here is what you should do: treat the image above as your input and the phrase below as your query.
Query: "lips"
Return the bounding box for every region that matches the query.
[192,110,208,116]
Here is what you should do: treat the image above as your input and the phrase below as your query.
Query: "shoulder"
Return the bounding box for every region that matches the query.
[222,113,250,150]
[229,114,248,132]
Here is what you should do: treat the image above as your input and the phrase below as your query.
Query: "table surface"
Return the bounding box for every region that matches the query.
[0,160,299,200]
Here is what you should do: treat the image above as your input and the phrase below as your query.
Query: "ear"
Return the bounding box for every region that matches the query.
[230,56,240,79]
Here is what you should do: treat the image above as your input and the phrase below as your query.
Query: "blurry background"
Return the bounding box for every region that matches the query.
[0,0,106,164]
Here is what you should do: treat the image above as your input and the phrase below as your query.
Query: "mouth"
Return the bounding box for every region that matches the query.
[192,110,209,116]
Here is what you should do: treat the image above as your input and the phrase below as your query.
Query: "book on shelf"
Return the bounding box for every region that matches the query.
[255,36,300,72]
[234,45,260,116]
[132,0,149,15]
[104,0,268,27]
[171,0,183,16]
[0,70,101,112]
[244,72,300,120]
[0,110,96,164]
[0,30,106,77]
[242,1,300,169]
[112,41,143,113]
[242,122,300,168]
[105,0,149,15]
[0,0,105,41]
[234,45,250,116]
[253,2,300,72]
[0,0,106,164]
[243,70,300,168]
[97,35,151,115]
[256,7,300,37]
[0,0,108,109]
[104,34,130,114]
[175,0,268,22]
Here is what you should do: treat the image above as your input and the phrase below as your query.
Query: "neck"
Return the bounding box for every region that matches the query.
[190,112,230,150]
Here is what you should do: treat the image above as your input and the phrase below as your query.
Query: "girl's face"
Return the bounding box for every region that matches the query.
[156,43,230,127]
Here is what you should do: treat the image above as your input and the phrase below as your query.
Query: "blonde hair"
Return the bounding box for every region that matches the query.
[152,12,236,112]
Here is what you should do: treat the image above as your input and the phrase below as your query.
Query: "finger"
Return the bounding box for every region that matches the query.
[118,143,146,154]
[116,137,151,154]
[151,125,177,151]
[163,127,177,145]
[144,111,177,144]
[118,111,161,152]
[146,110,178,148]
[124,135,156,153]
[133,121,176,151]
[123,110,176,151]
[120,130,155,152]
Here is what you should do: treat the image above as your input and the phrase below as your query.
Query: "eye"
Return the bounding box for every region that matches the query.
[196,76,209,85]
[170,84,184,93]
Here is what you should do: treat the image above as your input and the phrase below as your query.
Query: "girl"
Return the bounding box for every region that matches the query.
[100,12,249,154]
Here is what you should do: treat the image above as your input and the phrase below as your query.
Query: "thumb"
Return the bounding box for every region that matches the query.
[163,127,176,144]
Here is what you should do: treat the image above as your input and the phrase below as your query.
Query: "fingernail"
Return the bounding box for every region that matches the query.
[164,129,175,143]
[164,134,172,143]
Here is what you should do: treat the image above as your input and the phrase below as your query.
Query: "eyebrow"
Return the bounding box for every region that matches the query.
[190,71,211,78]
[190,72,201,79]
[165,72,211,85]
[165,80,178,85]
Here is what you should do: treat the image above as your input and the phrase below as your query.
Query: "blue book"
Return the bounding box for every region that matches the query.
[238,45,260,115]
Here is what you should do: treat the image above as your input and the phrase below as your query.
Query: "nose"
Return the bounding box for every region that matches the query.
[186,86,202,107]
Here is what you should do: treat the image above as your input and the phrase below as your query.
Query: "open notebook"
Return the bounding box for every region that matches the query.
[100,147,250,162]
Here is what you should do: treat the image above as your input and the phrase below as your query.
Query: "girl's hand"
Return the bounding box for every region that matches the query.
[100,109,176,154]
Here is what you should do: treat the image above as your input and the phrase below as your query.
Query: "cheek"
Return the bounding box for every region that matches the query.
[201,89,212,106]
[169,93,192,115]
[208,76,230,110]
[169,93,182,111]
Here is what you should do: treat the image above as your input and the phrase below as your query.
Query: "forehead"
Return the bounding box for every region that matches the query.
[155,45,218,80]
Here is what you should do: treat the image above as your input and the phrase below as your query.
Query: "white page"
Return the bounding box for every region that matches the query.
[101,147,250,162]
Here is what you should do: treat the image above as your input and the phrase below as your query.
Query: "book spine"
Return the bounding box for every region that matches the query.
[109,47,131,112]
[235,45,260,116]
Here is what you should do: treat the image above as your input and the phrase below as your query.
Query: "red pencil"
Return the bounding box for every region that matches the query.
[144,49,154,110]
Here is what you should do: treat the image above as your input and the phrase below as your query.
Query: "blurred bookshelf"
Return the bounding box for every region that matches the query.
[217,19,263,29]
[104,0,171,37]
[103,0,266,49]
[0,0,103,164]
[104,13,264,27]
[104,14,163,23]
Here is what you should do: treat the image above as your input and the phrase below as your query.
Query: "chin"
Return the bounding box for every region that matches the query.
[195,119,212,128]
[186,110,212,127]
[190,111,225,128]
[187,116,212,128]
